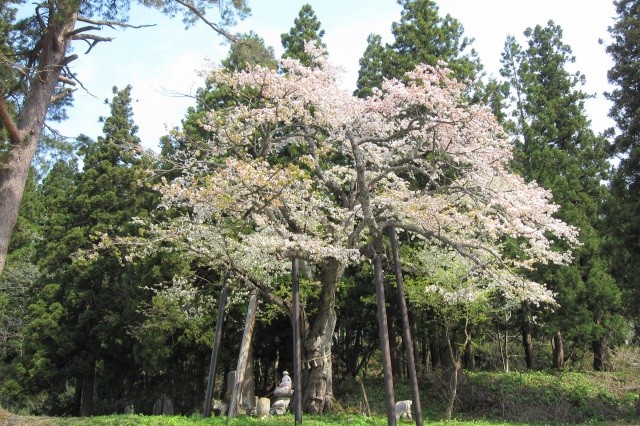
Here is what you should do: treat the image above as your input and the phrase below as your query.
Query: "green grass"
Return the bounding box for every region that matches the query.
[47,414,526,425]
[2,369,638,425]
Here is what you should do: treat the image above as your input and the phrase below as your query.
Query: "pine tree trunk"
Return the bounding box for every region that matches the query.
[552,331,564,370]
[522,329,534,370]
[409,311,423,376]
[80,357,96,417]
[592,338,611,371]
[388,313,400,379]
[0,7,79,275]
[463,334,475,370]
[73,374,83,416]
[430,339,442,370]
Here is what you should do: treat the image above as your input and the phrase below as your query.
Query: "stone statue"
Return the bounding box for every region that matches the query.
[271,371,294,415]
[273,371,293,398]
[395,400,413,420]
[279,371,291,387]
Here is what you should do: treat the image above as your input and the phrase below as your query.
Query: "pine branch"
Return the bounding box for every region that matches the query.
[173,0,238,42]
[0,91,22,145]
[50,87,75,104]
[71,34,114,54]
[76,16,156,30]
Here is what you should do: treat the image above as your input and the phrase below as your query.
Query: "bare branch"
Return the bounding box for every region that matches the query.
[67,25,104,38]
[50,87,75,104]
[34,2,46,31]
[71,34,114,54]
[384,221,501,268]
[63,65,97,98]
[76,16,157,30]
[71,34,115,43]
[173,0,238,42]
[0,93,22,145]
[231,267,290,313]
[58,75,76,86]
[62,54,78,66]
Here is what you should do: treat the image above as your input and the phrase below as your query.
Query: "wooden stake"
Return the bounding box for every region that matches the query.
[203,273,229,417]
[388,227,424,426]
[292,258,303,424]
[373,252,397,426]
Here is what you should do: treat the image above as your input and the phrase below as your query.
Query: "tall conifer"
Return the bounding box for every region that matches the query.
[355,0,481,98]
[21,86,159,415]
[604,0,640,333]
[501,21,622,370]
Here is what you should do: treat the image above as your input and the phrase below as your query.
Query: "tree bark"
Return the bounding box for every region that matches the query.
[73,373,83,417]
[522,328,534,370]
[373,252,397,426]
[388,226,423,426]
[0,7,79,275]
[301,258,344,414]
[409,311,423,377]
[430,339,442,371]
[388,311,401,379]
[592,338,611,371]
[80,357,96,417]
[463,332,475,371]
[348,131,395,424]
[203,276,229,417]
[292,258,302,424]
[228,289,258,417]
[552,331,564,370]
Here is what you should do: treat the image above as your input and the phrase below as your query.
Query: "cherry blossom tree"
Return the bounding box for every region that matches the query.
[140,44,577,414]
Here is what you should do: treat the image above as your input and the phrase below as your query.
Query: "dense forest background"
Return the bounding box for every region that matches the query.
[1,0,639,420]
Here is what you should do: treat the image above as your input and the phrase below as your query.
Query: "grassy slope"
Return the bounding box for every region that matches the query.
[1,370,638,425]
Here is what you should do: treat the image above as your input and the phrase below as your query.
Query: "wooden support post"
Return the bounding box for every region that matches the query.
[292,258,303,424]
[204,273,229,417]
[388,227,424,426]
[228,289,258,418]
[373,252,397,426]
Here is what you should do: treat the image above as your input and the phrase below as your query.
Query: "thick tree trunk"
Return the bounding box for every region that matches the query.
[409,311,423,376]
[388,312,401,379]
[430,339,442,370]
[0,8,78,275]
[463,332,475,371]
[73,374,83,416]
[522,329,534,370]
[301,258,344,414]
[552,331,564,370]
[592,338,611,371]
[80,357,96,417]
[228,289,258,417]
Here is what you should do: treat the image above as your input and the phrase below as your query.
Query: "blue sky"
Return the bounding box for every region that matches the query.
[56,0,616,150]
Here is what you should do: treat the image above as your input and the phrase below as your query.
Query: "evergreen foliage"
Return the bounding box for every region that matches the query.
[604,0,640,334]
[500,21,623,369]
[281,4,326,66]
[8,87,162,415]
[355,0,481,98]
[2,1,640,420]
